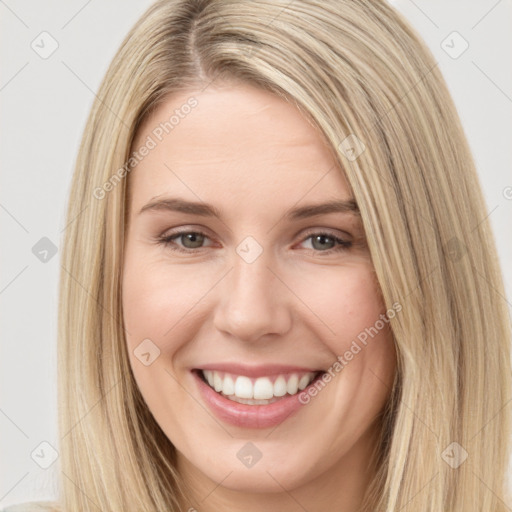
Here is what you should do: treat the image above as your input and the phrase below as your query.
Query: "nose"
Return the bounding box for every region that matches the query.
[213,248,293,343]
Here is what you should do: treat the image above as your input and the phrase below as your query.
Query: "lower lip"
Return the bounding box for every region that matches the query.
[192,370,324,429]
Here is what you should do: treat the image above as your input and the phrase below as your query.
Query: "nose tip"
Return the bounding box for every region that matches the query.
[212,250,292,343]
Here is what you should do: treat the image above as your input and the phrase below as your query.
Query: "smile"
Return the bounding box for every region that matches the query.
[192,367,327,429]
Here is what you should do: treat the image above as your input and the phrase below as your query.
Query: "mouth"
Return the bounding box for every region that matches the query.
[195,368,325,404]
[191,368,327,429]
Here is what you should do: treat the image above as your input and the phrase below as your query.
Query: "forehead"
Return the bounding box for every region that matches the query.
[129,82,352,216]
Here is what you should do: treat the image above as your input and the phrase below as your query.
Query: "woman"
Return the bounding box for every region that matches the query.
[6,0,511,510]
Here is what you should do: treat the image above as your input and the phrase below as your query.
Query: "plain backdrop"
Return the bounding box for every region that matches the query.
[1,0,511,507]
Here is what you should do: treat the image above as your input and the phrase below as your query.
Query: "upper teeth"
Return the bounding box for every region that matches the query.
[202,370,318,400]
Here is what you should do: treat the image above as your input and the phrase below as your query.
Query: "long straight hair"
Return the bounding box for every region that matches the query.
[50,0,512,510]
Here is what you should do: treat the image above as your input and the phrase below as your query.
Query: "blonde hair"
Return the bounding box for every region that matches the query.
[47,0,512,510]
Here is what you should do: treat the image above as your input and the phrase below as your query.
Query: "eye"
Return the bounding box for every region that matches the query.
[298,231,352,254]
[156,228,352,255]
[157,229,213,253]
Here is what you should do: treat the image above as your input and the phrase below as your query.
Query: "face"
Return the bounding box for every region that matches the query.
[122,81,397,504]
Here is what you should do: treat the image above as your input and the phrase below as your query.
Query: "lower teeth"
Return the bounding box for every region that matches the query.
[221,393,288,405]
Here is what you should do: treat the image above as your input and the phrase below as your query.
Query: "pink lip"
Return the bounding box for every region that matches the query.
[192,369,324,429]
[196,362,323,378]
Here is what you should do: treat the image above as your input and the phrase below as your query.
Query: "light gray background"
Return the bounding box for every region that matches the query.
[1,0,511,507]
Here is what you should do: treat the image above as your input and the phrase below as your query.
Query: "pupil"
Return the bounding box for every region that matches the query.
[313,234,333,250]
[184,233,203,248]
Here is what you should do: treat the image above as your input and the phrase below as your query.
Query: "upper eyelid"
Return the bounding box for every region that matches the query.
[160,225,351,237]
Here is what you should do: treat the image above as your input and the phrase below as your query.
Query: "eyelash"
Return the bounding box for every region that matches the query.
[156,229,352,255]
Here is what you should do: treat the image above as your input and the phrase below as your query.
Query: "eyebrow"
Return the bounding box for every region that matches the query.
[138,197,359,220]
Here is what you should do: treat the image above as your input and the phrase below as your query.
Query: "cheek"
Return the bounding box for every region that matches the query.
[296,264,386,346]
[121,249,223,403]
[122,253,208,342]
[121,253,199,431]
[295,263,396,388]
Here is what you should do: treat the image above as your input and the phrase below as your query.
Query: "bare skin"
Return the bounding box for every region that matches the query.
[122,81,397,512]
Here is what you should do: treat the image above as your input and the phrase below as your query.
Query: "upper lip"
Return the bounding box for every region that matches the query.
[194,362,324,378]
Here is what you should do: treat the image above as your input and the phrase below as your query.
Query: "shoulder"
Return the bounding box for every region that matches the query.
[1,502,60,512]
